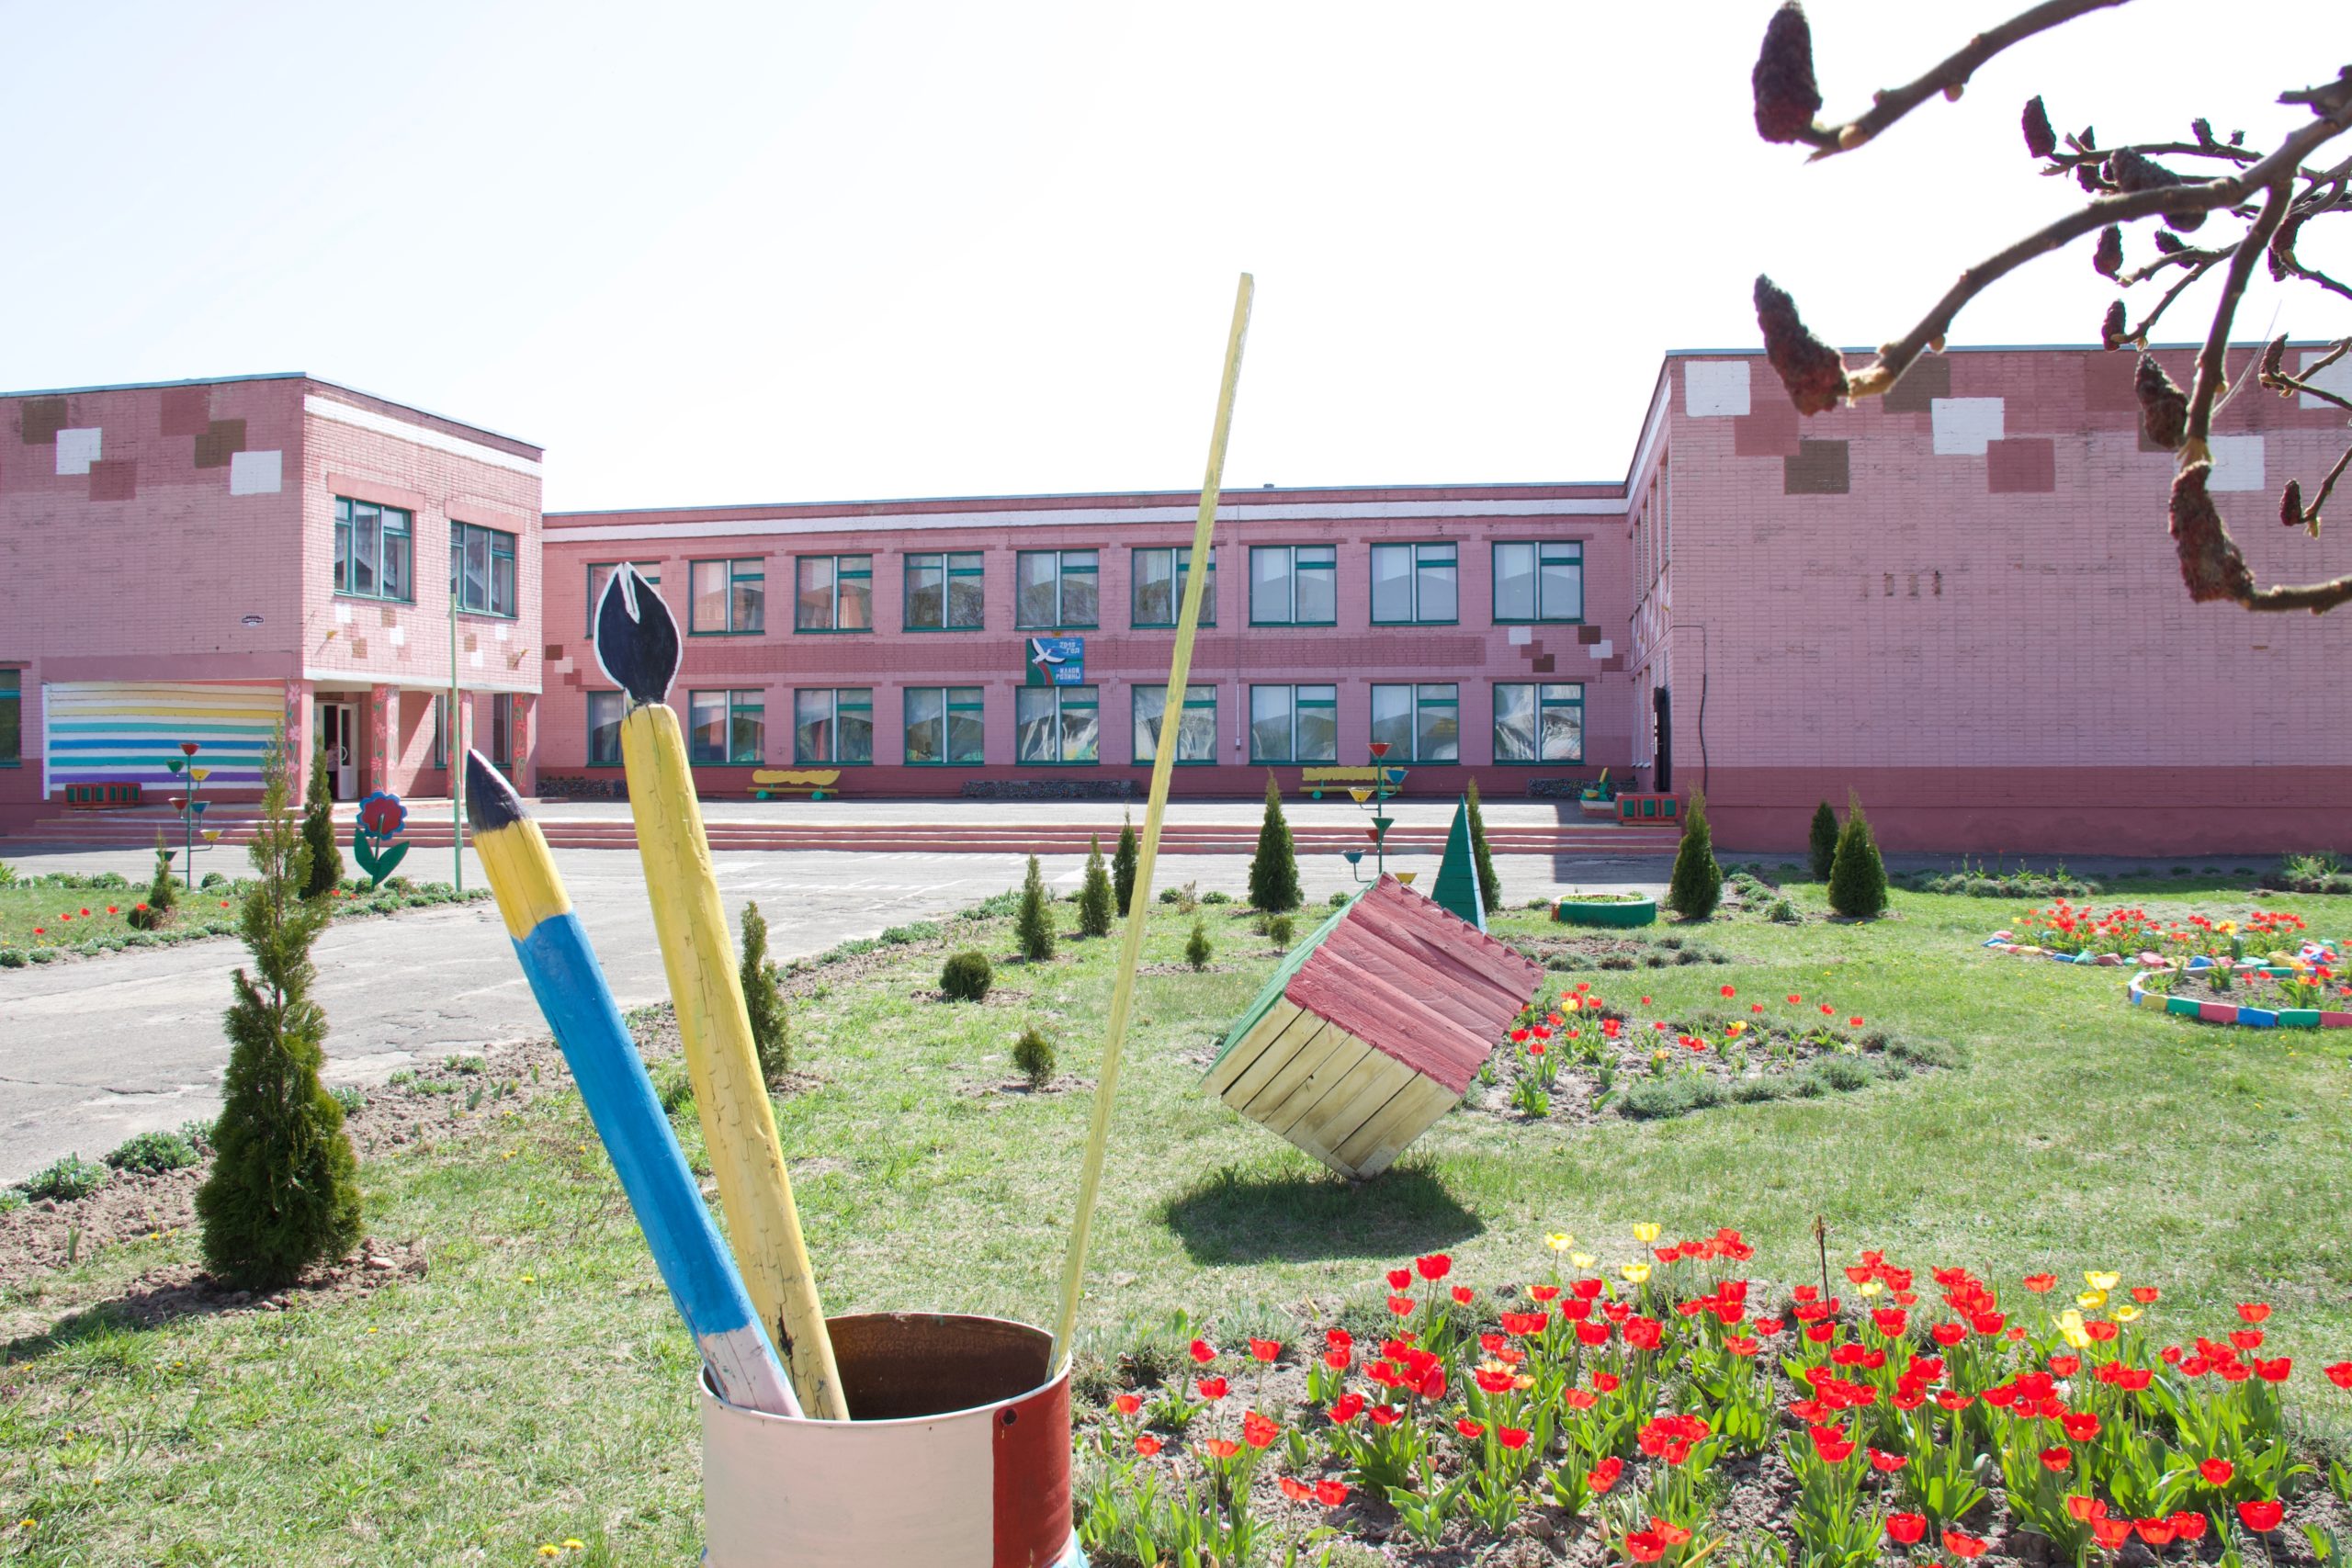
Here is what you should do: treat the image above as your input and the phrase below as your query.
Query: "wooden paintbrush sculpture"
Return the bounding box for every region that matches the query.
[594,566,849,1422]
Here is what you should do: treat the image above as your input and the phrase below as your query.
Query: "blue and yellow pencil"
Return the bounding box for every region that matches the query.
[464,750,801,1417]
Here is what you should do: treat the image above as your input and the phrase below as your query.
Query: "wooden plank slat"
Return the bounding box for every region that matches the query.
[1234,1021,1348,1119]
[1219,1010,1329,1111]
[1333,1074,1457,1176]
[1203,999,1305,1099]
[1261,1035,1374,1136]
[1287,1054,1416,1171]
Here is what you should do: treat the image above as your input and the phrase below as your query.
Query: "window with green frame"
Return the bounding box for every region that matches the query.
[0,670,20,765]
[586,562,661,634]
[1371,682,1459,762]
[451,522,517,616]
[1370,542,1457,625]
[1132,683,1216,764]
[796,556,873,631]
[334,497,413,603]
[689,689,765,764]
[1249,683,1337,763]
[794,688,873,763]
[1015,684,1098,763]
[905,551,985,630]
[1014,549,1098,629]
[691,558,765,634]
[904,686,985,764]
[587,690,624,764]
[1248,545,1336,626]
[1492,540,1584,623]
[1493,682,1583,763]
[1131,547,1216,627]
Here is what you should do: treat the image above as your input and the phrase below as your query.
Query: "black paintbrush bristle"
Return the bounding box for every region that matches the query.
[464,750,529,833]
[592,562,679,706]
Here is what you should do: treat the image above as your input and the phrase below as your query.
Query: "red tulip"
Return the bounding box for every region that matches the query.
[1588,1456,1623,1494]
[2166,1511,2207,1541]
[1203,1437,1239,1460]
[1195,1376,1228,1400]
[1134,1433,1162,1456]
[1884,1514,1926,1545]
[1248,1337,1281,1363]
[2199,1457,2233,1486]
[1623,1531,1665,1563]
[2023,1273,2056,1292]
[1277,1476,1314,1502]
[1241,1410,1280,1449]
[1189,1338,1217,1364]
[1943,1530,1988,1559]
[1414,1253,1452,1281]
[1498,1427,1529,1450]
[2326,1362,2352,1389]
[2237,1303,2272,1324]
[1313,1479,1347,1506]
[1720,985,1736,998]
[2040,1446,2073,1472]
[2237,1499,2284,1533]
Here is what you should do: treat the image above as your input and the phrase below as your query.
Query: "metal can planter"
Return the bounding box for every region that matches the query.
[1554,896,1658,929]
[700,1312,1081,1568]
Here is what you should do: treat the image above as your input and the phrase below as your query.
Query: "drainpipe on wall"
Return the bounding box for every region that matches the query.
[1667,621,1709,796]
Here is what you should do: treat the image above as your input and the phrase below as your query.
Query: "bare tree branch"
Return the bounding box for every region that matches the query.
[2183,183,2292,455]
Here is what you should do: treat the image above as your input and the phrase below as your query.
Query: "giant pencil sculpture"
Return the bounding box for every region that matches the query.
[464,750,800,1416]
[593,567,849,1422]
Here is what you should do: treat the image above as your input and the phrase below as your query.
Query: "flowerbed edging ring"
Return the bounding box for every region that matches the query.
[2127,968,2352,1030]
[1555,896,1657,929]
[1982,936,2140,967]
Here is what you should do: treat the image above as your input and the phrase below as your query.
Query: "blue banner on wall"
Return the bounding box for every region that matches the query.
[1026,637,1085,686]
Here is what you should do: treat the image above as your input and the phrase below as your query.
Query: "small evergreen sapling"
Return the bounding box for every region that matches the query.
[1248,773,1302,913]
[1078,835,1114,938]
[1184,915,1214,970]
[1012,1025,1057,1089]
[1827,791,1891,919]
[196,744,363,1290]
[1464,776,1503,913]
[1808,800,1841,883]
[1113,813,1139,915]
[1015,854,1056,962]
[300,743,343,899]
[127,832,179,931]
[1665,788,1724,920]
[940,949,994,1001]
[740,900,790,1083]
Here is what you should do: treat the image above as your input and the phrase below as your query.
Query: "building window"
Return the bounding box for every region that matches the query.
[334,498,413,604]
[1493,541,1583,623]
[0,670,20,765]
[1371,683,1459,762]
[431,694,452,769]
[1250,683,1338,763]
[906,551,985,631]
[1131,547,1216,628]
[1133,683,1216,764]
[586,562,661,634]
[1494,682,1584,763]
[1015,685,1099,763]
[587,691,624,765]
[904,686,985,764]
[691,558,766,635]
[451,522,517,617]
[796,555,874,632]
[1015,550,1099,629]
[1248,545,1337,626]
[491,694,514,766]
[689,689,766,764]
[1370,542,1457,625]
[794,688,873,764]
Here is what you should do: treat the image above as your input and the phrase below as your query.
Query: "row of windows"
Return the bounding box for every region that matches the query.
[582,682,1585,768]
[334,498,519,618]
[585,540,1584,637]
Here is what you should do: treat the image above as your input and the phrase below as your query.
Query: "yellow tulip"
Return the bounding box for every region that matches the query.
[2114,1305,2142,1324]
[2057,1310,2091,1350]
[1633,1223,1662,1244]
[1856,1280,1883,1297]
[2084,1270,2120,1292]
[1622,1262,1652,1284]
[2076,1289,2108,1311]
[1571,1253,1597,1269]
[1544,1232,1575,1252]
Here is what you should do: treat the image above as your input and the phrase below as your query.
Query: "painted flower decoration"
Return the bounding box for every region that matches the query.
[357,791,408,839]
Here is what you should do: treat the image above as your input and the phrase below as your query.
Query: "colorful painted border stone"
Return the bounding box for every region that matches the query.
[2126,964,2352,1031]
[1556,896,1658,929]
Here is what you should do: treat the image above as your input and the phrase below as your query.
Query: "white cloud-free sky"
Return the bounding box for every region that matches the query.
[4,1,2343,510]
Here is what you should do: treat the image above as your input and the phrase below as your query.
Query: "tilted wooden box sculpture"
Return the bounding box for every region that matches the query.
[1203,874,1544,1179]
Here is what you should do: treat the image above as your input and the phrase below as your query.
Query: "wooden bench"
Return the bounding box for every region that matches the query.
[750,768,842,802]
[1298,764,1407,800]
[62,781,143,810]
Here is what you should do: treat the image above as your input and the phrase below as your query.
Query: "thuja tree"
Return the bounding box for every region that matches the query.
[740,901,790,1083]
[1666,788,1724,920]
[1015,854,1056,962]
[127,831,179,931]
[300,743,342,900]
[1464,777,1503,914]
[1827,790,1891,919]
[1113,813,1139,915]
[1748,2,2352,613]
[1809,800,1841,882]
[1078,835,1114,938]
[1248,773,1302,913]
[196,743,362,1289]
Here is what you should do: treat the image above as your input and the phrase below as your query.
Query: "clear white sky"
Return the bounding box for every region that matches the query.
[4,1,2344,511]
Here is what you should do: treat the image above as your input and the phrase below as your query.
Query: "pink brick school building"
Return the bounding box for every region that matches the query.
[4,345,2346,854]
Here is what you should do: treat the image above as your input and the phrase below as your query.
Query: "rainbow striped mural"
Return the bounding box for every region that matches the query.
[42,681,285,793]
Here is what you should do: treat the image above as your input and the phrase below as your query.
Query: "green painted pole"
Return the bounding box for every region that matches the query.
[449,589,464,892]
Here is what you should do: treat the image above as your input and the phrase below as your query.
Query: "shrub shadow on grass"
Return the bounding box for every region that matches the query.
[1159,1156,1481,1265]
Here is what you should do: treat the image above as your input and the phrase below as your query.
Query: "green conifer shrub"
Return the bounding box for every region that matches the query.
[1248,773,1302,913]
[1665,788,1724,921]
[127,833,179,931]
[740,900,790,1083]
[1012,1025,1057,1089]
[1113,813,1139,915]
[1184,915,1214,970]
[940,949,994,1001]
[1015,854,1056,962]
[1808,800,1841,883]
[1078,836,1114,937]
[1464,777,1503,913]
[1827,791,1891,919]
[300,743,343,899]
[196,744,363,1290]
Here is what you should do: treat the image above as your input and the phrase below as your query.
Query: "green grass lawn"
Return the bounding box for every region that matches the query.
[0,874,485,963]
[4,874,2348,1563]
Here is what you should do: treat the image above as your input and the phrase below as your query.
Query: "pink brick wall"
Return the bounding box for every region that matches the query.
[537,485,1636,799]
